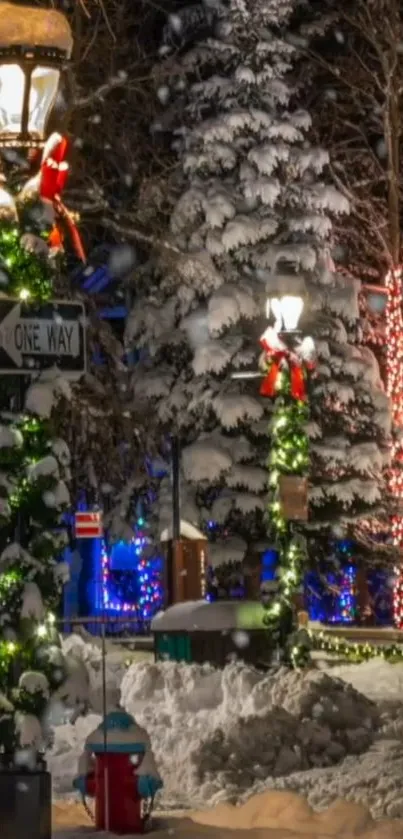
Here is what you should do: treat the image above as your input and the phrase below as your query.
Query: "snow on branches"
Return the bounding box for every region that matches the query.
[126,0,390,563]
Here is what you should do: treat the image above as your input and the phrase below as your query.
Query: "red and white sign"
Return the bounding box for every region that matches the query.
[75,511,103,539]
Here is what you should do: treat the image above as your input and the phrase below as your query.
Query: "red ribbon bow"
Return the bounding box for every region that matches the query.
[40,136,69,201]
[259,337,307,401]
[39,134,86,263]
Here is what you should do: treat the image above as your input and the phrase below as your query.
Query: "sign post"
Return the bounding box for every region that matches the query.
[75,511,103,539]
[278,475,308,522]
[0,298,86,375]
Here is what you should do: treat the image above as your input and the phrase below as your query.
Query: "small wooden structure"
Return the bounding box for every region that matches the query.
[151,600,270,668]
[160,520,207,604]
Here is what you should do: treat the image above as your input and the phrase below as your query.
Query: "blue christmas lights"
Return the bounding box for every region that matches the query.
[101,530,163,620]
[336,564,356,624]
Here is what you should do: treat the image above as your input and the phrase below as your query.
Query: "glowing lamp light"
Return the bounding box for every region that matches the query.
[0,3,73,148]
[19,288,30,301]
[267,294,304,333]
[36,624,47,638]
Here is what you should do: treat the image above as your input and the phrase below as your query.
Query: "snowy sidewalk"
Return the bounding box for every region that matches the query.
[54,821,334,839]
[52,794,403,839]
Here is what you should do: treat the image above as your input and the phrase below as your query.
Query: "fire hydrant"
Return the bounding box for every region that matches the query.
[73,709,163,834]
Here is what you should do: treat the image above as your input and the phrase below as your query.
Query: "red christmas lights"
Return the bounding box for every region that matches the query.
[385,267,403,627]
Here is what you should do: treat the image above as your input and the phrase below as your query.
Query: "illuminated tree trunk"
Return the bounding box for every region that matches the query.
[385,267,403,626]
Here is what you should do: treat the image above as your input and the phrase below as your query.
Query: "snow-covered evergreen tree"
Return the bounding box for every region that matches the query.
[0,143,72,762]
[127,0,390,587]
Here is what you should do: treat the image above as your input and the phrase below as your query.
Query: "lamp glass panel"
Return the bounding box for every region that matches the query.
[0,64,25,136]
[279,295,304,331]
[28,66,60,137]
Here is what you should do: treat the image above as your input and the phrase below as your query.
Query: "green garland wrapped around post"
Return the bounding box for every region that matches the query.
[260,314,314,668]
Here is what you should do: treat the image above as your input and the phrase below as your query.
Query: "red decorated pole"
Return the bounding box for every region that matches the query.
[385,266,403,626]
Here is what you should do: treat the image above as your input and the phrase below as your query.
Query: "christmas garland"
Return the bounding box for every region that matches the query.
[260,326,312,667]
[310,629,403,663]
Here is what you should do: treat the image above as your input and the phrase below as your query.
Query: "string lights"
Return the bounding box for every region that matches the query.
[336,564,356,624]
[325,542,357,625]
[257,296,313,667]
[310,630,403,663]
[385,267,403,627]
[0,225,53,301]
[101,530,163,622]
[263,371,310,666]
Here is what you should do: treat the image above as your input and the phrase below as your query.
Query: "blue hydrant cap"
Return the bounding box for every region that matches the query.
[85,710,148,754]
[102,711,135,731]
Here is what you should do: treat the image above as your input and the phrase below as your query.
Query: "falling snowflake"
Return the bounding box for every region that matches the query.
[157,86,170,105]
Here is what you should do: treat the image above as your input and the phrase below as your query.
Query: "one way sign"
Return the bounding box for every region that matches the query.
[0,298,86,375]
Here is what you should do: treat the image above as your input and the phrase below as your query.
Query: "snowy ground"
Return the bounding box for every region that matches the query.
[53,793,403,839]
[50,636,403,824]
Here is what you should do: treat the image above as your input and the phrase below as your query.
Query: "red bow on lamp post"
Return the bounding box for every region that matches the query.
[259,331,309,401]
[39,133,86,263]
[40,135,69,200]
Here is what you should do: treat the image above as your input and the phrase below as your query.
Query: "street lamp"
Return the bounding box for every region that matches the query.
[230,288,313,665]
[0,3,72,148]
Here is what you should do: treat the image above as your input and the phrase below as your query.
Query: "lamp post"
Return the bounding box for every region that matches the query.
[232,291,313,665]
[0,3,72,148]
[261,292,313,665]
[0,6,74,839]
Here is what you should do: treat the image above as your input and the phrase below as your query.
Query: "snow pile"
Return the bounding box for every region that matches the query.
[50,713,101,794]
[118,661,378,808]
[324,656,403,704]
[252,736,403,821]
[61,634,127,712]
[195,669,378,796]
[48,644,403,819]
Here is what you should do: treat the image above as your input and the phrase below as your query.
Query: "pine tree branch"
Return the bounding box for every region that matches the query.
[100,216,182,255]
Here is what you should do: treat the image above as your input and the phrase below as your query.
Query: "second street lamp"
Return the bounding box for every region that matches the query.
[232,292,315,665]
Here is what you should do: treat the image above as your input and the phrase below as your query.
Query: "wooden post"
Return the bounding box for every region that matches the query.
[168,434,184,605]
[243,550,261,600]
[356,564,373,625]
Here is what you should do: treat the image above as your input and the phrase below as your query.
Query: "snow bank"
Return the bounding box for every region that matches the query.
[60,634,127,713]
[51,713,102,795]
[118,661,378,808]
[49,638,403,820]
[248,736,403,821]
[324,657,403,704]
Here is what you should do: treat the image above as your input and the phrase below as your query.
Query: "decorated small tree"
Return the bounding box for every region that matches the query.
[0,3,74,766]
[0,164,75,763]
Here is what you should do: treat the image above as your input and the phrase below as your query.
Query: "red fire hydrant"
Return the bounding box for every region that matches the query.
[73,710,163,834]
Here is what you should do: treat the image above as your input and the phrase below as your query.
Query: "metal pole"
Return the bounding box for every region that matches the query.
[101,619,109,832]
[15,376,28,546]
[168,435,183,604]
[172,435,180,542]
